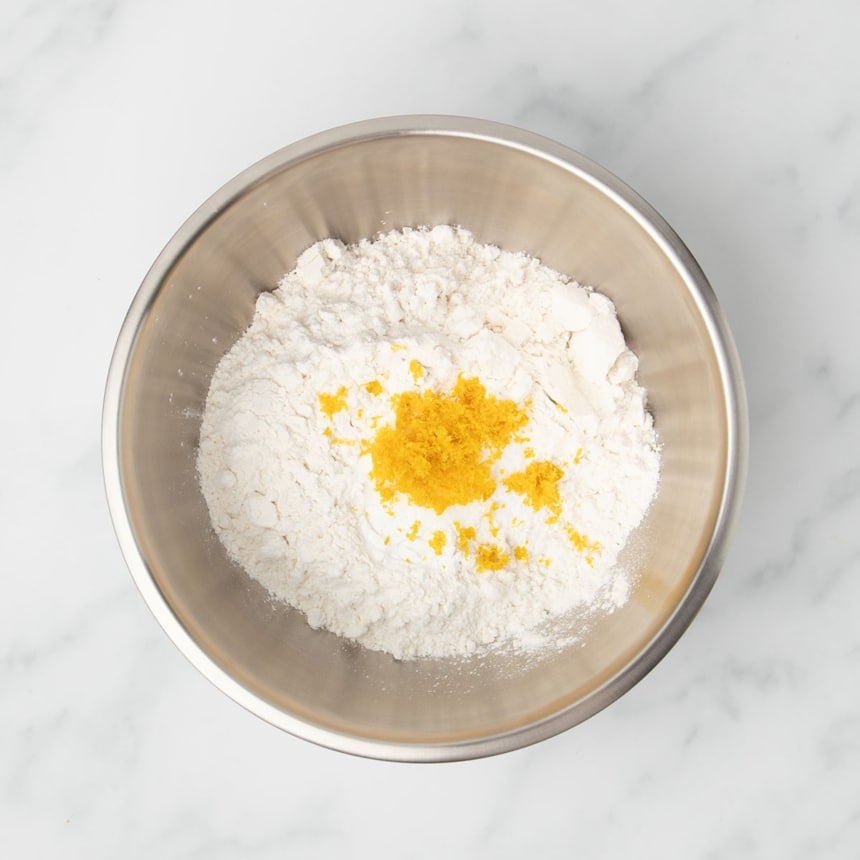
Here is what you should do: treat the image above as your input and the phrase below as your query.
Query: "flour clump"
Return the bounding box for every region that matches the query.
[197,226,660,659]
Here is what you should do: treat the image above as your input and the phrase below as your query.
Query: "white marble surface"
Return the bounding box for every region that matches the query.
[2,0,859,856]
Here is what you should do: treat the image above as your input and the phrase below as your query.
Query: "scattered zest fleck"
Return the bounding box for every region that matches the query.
[409,358,424,380]
[455,523,476,553]
[429,530,446,555]
[475,543,510,572]
[503,460,564,523]
[318,386,348,417]
[566,527,600,559]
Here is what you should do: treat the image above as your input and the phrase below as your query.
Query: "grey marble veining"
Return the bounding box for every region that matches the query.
[2,0,859,856]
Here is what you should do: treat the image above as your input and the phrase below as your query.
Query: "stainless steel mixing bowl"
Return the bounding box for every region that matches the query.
[103,116,747,761]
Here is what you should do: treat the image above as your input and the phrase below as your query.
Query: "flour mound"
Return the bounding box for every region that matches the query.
[197,226,660,660]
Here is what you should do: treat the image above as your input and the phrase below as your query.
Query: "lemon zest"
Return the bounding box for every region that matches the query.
[318,386,348,418]
[455,523,476,553]
[429,531,446,556]
[503,460,565,523]
[409,359,424,381]
[475,543,510,572]
[366,375,527,513]
[566,527,601,557]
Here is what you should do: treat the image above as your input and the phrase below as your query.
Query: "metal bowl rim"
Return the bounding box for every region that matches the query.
[102,114,748,762]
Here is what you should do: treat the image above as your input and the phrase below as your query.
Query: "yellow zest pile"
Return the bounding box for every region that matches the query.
[365,375,527,514]
[317,368,599,573]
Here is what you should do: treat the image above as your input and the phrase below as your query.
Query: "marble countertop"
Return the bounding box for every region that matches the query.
[3,0,859,856]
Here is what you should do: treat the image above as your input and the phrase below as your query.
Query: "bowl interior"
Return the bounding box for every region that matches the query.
[114,125,734,756]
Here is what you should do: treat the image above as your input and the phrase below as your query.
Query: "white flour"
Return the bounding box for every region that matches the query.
[197,226,660,659]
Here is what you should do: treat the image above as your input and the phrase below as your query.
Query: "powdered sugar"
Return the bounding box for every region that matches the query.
[197,226,660,659]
